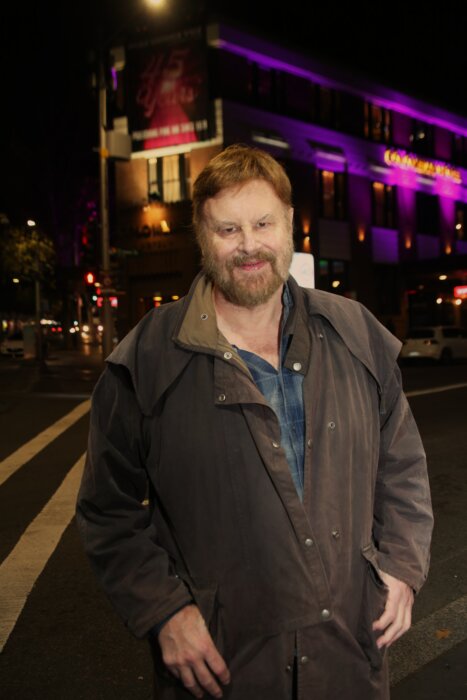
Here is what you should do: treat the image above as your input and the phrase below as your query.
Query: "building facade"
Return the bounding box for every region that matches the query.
[109,22,467,338]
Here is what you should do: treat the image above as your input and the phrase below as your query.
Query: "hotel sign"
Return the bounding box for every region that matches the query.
[384,149,461,183]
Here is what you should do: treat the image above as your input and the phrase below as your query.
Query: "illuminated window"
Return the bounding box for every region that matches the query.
[319,170,347,220]
[371,182,397,228]
[163,155,182,203]
[148,154,191,203]
[364,103,392,143]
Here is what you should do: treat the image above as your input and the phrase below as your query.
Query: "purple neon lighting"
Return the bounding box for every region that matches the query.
[223,99,467,203]
[215,26,467,138]
[372,227,399,263]
[384,149,461,183]
[111,67,118,91]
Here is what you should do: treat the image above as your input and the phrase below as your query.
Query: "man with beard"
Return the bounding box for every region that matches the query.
[76,144,433,700]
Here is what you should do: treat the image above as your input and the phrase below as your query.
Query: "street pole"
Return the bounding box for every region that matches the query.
[98,58,114,360]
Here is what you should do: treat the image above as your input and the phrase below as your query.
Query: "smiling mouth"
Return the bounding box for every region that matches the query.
[237,260,268,272]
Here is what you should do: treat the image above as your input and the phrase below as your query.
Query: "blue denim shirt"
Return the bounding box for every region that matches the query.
[236,285,305,500]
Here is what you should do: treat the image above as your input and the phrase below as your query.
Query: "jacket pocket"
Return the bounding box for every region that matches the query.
[356,543,388,671]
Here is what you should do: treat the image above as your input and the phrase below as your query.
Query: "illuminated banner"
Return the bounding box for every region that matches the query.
[384,149,462,183]
[126,28,211,150]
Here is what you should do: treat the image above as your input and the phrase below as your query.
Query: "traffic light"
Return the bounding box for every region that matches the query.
[85,271,95,285]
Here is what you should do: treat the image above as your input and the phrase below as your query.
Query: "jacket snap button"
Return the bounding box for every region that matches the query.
[200,313,208,320]
[321,609,331,620]
[292,362,302,371]
[272,441,280,448]
[286,664,292,673]
[307,438,312,447]
[218,394,226,402]
[300,656,309,665]
[223,351,232,359]
[327,421,336,430]
[318,333,324,339]
[332,529,340,539]
[304,538,313,547]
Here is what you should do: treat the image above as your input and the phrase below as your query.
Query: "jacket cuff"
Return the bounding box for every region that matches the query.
[148,602,193,638]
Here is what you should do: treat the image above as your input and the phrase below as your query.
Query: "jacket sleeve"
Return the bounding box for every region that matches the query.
[75,363,193,638]
[373,363,434,593]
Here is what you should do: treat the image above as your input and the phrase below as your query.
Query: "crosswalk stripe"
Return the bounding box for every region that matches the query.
[0,399,90,488]
[406,382,467,398]
[0,453,85,653]
[390,594,467,684]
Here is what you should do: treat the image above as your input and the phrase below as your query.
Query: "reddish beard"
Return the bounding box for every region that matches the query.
[202,243,293,308]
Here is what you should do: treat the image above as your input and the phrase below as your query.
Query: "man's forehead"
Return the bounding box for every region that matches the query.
[204,180,283,218]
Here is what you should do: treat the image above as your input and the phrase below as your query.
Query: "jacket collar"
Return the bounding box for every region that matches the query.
[106,271,400,415]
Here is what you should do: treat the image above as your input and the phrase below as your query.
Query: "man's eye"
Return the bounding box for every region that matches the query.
[257,221,270,229]
[221,227,236,234]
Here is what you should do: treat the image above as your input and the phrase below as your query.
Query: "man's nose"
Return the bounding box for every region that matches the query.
[239,227,260,254]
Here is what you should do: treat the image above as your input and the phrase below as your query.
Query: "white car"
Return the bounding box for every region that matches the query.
[400,326,467,363]
[0,332,25,358]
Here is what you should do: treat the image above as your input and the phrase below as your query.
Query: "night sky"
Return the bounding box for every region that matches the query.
[1,0,465,241]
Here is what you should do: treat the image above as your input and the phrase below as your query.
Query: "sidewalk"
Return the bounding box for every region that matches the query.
[391,638,467,699]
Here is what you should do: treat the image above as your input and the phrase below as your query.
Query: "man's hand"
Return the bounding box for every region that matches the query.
[158,604,230,699]
[372,570,414,649]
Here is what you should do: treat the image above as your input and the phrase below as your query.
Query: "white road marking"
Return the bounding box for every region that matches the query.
[0,453,85,653]
[406,382,467,398]
[0,399,90,487]
[390,594,467,685]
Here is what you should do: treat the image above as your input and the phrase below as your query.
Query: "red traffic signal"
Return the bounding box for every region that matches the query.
[85,272,95,285]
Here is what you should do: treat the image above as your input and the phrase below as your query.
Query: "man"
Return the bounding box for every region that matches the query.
[76,144,433,699]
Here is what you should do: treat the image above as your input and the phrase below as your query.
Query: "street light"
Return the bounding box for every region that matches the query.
[98,59,113,360]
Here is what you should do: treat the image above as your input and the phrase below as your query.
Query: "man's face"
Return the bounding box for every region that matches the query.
[199,179,294,308]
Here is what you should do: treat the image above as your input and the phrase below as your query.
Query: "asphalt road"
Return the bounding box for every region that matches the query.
[0,347,466,699]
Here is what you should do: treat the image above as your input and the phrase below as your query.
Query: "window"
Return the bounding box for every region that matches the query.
[246,63,277,109]
[455,202,465,241]
[319,170,347,220]
[452,134,466,167]
[338,92,365,136]
[410,120,434,156]
[416,192,439,236]
[282,72,315,121]
[317,86,337,128]
[372,182,397,228]
[364,103,392,143]
[210,49,251,102]
[148,154,191,203]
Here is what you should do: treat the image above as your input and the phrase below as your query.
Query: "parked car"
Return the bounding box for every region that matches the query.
[0,331,24,358]
[400,326,467,363]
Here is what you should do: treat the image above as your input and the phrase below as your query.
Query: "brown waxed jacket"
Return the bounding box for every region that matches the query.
[76,273,433,700]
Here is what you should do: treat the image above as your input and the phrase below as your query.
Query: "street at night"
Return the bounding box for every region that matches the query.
[0,348,466,698]
[1,2,467,698]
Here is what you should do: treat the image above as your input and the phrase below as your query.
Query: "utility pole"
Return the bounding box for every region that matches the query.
[98,58,114,360]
